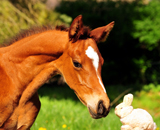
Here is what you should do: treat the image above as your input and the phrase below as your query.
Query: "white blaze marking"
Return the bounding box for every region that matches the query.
[85,46,106,93]
[85,46,99,71]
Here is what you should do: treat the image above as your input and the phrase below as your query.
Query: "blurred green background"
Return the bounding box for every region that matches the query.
[0,0,160,129]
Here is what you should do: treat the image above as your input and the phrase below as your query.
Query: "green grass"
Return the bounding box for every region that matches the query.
[31,84,160,130]
[31,85,121,130]
[31,97,121,130]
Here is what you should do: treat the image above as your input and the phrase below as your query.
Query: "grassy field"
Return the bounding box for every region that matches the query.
[31,84,160,130]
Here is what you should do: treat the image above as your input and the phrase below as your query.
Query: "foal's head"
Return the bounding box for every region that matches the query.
[57,15,114,119]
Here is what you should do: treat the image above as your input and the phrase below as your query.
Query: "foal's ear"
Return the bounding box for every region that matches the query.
[69,15,83,42]
[90,21,114,43]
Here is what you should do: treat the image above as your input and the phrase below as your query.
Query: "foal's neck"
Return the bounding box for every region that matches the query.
[1,30,69,87]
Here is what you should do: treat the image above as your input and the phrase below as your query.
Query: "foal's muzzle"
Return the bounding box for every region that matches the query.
[88,100,110,119]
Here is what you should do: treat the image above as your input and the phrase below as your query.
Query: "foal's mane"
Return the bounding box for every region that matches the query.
[2,25,91,47]
[1,25,68,47]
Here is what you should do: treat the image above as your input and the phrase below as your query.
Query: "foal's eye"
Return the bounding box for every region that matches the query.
[73,61,82,68]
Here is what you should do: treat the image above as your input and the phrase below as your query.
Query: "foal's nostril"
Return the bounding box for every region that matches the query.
[97,100,110,117]
[97,100,104,115]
